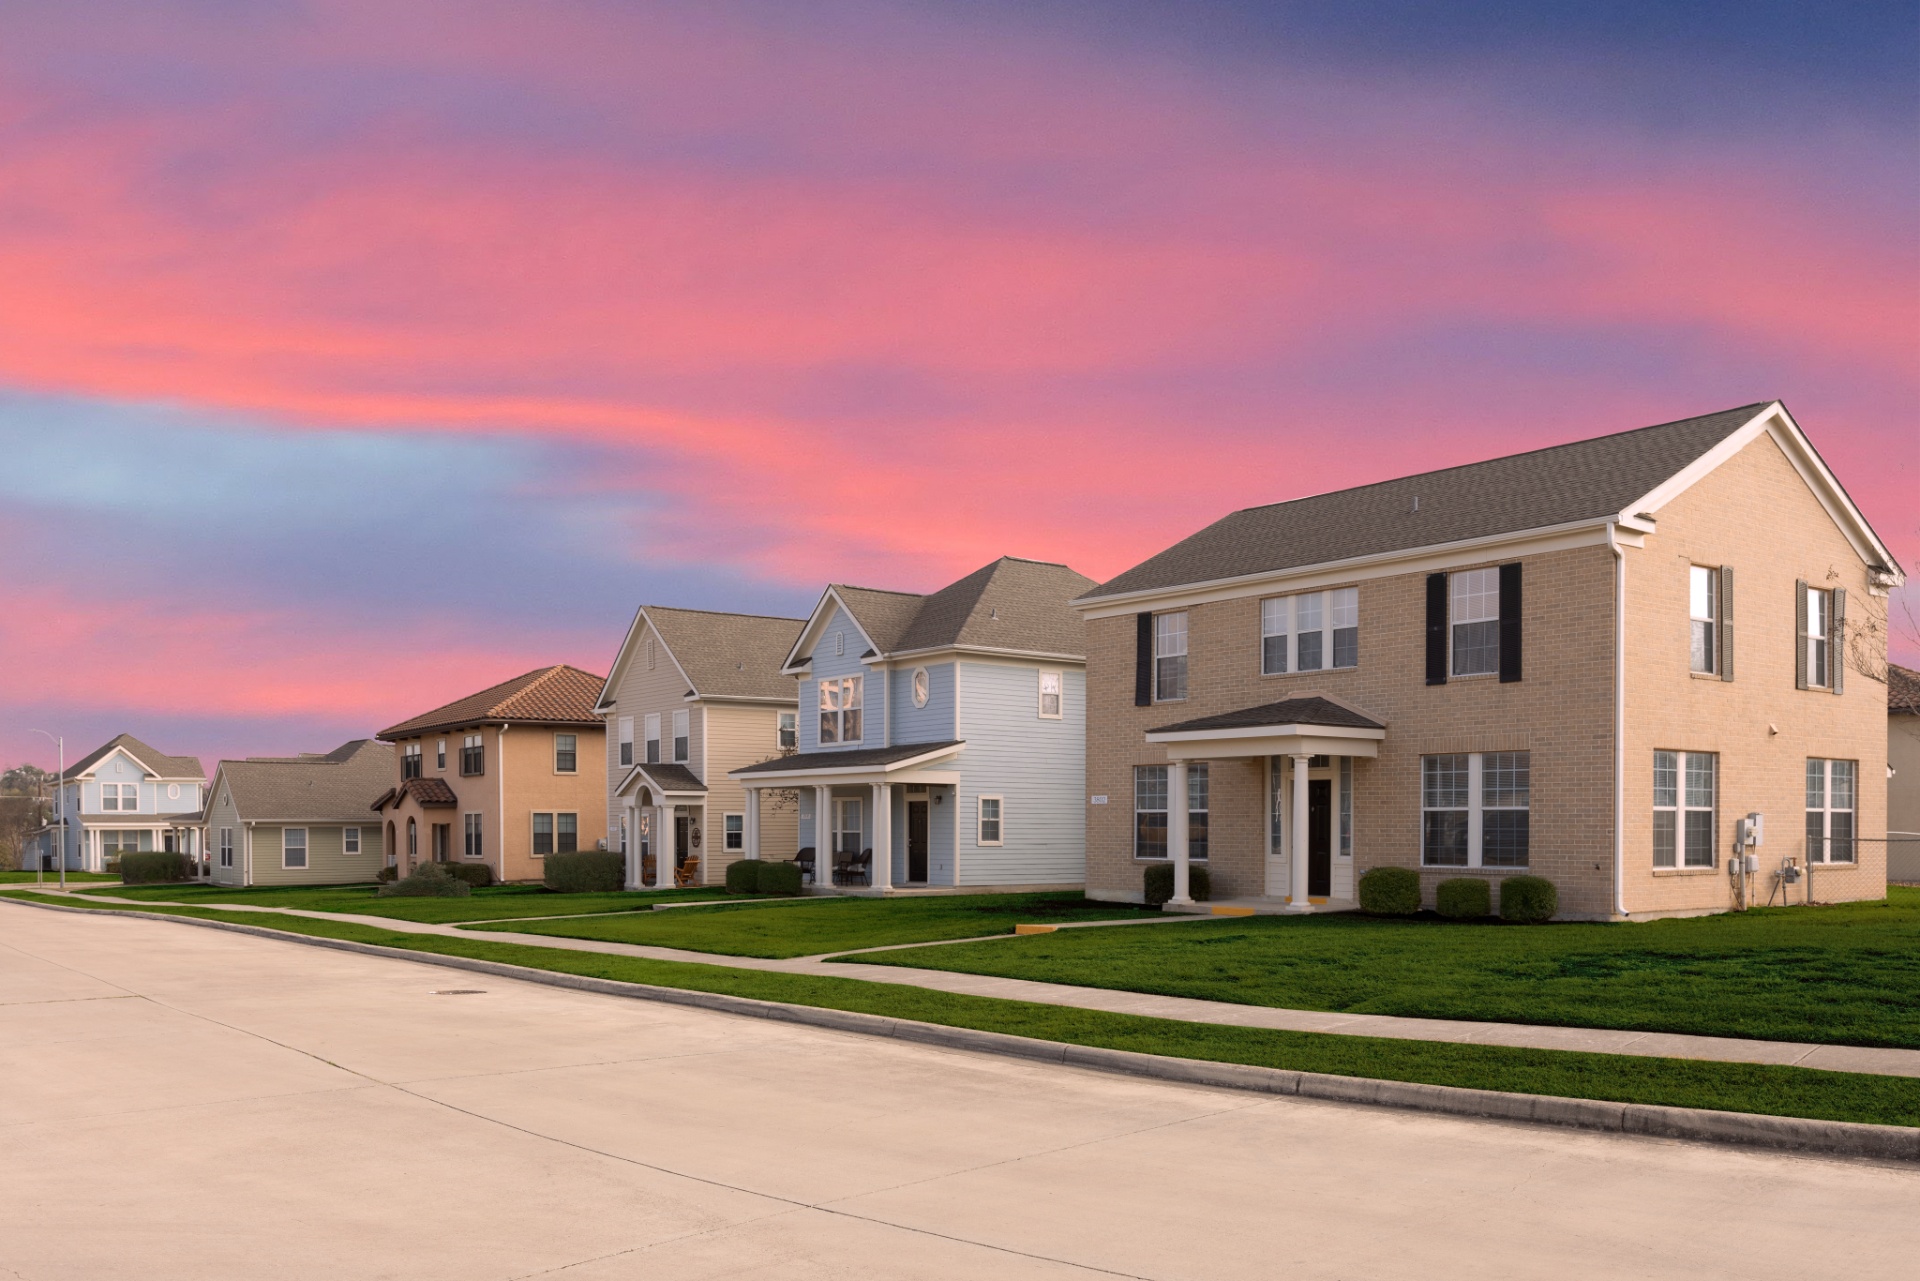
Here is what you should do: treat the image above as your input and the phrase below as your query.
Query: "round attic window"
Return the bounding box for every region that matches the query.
[167,784,180,800]
[912,667,930,708]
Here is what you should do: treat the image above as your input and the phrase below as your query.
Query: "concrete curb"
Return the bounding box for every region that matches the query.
[8,894,1916,1163]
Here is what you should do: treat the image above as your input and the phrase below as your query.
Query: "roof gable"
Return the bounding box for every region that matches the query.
[601,606,802,708]
[782,585,921,671]
[379,665,605,739]
[63,733,205,782]
[214,740,395,822]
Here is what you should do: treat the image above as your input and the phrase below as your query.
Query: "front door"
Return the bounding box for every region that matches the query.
[674,813,692,875]
[907,800,930,882]
[1308,779,1332,898]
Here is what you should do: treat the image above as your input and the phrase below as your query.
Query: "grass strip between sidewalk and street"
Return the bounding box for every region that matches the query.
[8,889,1918,1130]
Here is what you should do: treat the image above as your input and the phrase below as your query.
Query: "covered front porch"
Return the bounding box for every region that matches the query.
[615,763,708,889]
[732,741,964,892]
[1145,696,1385,912]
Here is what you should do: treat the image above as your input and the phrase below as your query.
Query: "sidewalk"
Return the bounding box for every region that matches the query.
[31,888,1920,1080]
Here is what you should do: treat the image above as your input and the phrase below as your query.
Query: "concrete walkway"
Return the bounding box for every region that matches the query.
[27,888,1920,1080]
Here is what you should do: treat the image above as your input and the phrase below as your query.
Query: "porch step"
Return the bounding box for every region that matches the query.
[1162,896,1362,917]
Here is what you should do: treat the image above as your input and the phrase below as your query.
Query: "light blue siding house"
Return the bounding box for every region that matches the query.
[34,734,206,873]
[732,557,1095,891]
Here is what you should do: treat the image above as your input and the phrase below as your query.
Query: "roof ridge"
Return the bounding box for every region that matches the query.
[831,584,925,599]
[1228,401,1776,517]
[646,604,806,623]
[493,663,566,715]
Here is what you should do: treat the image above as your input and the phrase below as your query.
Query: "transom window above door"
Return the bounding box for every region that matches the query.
[1261,588,1358,675]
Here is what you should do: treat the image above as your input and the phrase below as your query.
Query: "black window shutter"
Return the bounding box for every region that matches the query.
[1718,565,1734,682]
[1831,588,1846,695]
[1498,562,1523,683]
[1794,580,1808,690]
[1134,613,1153,707]
[1425,574,1448,685]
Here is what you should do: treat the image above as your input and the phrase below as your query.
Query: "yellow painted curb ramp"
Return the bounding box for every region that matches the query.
[1211,906,1257,917]
[1014,923,1058,935]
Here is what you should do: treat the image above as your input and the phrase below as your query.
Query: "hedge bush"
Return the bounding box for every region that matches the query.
[542,849,625,894]
[1358,866,1421,915]
[375,865,398,883]
[1435,877,1491,919]
[756,859,804,896]
[377,861,471,898]
[1142,862,1211,907]
[724,859,760,895]
[440,862,494,889]
[118,852,194,884]
[1499,875,1558,923]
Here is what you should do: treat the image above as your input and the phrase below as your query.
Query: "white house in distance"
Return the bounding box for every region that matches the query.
[732,556,1096,892]
[37,734,205,872]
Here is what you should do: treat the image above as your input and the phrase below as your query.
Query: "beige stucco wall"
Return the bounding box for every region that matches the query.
[1623,431,1889,912]
[500,723,607,882]
[1085,543,1618,917]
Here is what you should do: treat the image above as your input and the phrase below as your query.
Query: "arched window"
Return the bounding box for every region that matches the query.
[406,818,418,858]
[386,822,397,865]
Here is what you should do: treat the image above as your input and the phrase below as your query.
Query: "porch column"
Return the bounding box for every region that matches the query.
[814,785,832,887]
[744,787,759,860]
[871,782,892,892]
[1287,754,1312,911]
[1167,759,1192,907]
[624,802,640,889]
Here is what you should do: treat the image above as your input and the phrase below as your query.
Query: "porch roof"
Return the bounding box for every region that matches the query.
[1148,696,1383,735]
[614,762,708,799]
[1146,696,1385,761]
[732,739,964,782]
[371,776,458,811]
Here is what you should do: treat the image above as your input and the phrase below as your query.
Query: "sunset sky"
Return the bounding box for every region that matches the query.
[3,0,1915,773]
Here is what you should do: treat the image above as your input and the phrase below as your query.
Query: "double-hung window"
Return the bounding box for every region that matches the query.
[556,813,577,854]
[554,733,577,773]
[1154,613,1187,701]
[618,716,634,767]
[436,739,447,770]
[777,712,797,751]
[1653,751,1717,868]
[834,797,862,856]
[463,813,484,860]
[1689,567,1718,674]
[1134,766,1168,859]
[344,827,361,855]
[1038,671,1063,718]
[402,745,422,779]
[1187,764,1209,861]
[460,734,484,776]
[1798,582,1844,692]
[1450,569,1501,676]
[977,797,1003,846]
[1261,588,1359,675]
[644,714,661,764]
[532,813,553,857]
[1806,759,1856,864]
[282,828,308,869]
[672,710,690,763]
[1422,752,1529,867]
[818,676,863,744]
[101,783,136,812]
[723,814,744,852]
[219,827,234,868]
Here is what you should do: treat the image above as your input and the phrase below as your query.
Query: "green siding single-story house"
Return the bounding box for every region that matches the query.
[205,740,392,886]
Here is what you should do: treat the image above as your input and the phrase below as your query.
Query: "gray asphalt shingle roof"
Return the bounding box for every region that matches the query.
[219,740,395,822]
[1148,697,1385,735]
[61,733,205,782]
[830,558,1098,660]
[643,607,803,702]
[732,740,965,775]
[1086,403,1773,600]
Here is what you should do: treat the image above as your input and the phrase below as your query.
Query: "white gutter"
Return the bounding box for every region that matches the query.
[1608,524,1629,920]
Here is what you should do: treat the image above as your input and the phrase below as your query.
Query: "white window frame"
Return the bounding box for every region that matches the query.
[618,716,634,767]
[1653,750,1717,869]
[977,795,1004,846]
[219,827,234,868]
[1261,589,1359,676]
[436,739,447,770]
[1804,586,1831,688]
[818,676,864,744]
[723,813,744,852]
[911,666,930,709]
[463,812,484,860]
[1689,566,1718,675]
[282,827,309,870]
[554,732,578,774]
[834,796,862,857]
[532,812,553,857]
[644,713,661,764]
[1037,670,1063,719]
[344,827,361,855]
[1450,568,1501,677]
[167,783,181,800]
[1154,612,1188,702]
[671,710,690,763]
[1421,752,1529,868]
[777,711,797,751]
[1806,758,1856,864]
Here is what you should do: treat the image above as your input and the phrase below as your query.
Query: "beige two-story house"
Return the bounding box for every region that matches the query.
[374,665,606,883]
[597,607,803,888]
[1077,401,1901,920]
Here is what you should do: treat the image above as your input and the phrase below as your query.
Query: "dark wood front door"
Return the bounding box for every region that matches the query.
[1307,779,1332,897]
[907,800,930,882]
[675,814,692,871]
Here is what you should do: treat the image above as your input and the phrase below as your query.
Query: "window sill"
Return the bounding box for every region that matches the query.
[1688,670,1722,680]
[1652,866,1719,876]
[1448,671,1497,682]
[1133,855,1210,863]
[1261,666,1359,679]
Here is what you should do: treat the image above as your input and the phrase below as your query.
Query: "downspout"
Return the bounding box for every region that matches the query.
[497,724,509,883]
[1608,524,1629,921]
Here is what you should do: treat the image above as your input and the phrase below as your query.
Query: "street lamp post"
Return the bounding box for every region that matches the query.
[29,730,64,891]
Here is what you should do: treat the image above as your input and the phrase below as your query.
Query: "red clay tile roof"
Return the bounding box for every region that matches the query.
[1891,663,1920,715]
[378,665,606,740]
[372,776,460,810]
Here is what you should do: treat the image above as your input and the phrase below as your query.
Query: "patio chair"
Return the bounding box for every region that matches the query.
[836,847,873,887]
[674,856,701,888]
[641,853,658,888]
[792,846,817,884]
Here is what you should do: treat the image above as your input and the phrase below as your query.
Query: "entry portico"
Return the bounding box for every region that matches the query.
[1145,697,1384,910]
[614,763,708,889]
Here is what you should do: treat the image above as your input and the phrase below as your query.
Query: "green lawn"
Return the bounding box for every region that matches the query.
[461,892,1160,957]
[0,871,119,883]
[852,889,1920,1051]
[5,889,1916,1128]
[69,881,731,923]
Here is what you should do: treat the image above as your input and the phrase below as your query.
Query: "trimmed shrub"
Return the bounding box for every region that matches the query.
[440,862,494,889]
[724,859,761,895]
[756,859,804,896]
[1142,862,1212,908]
[119,852,194,884]
[1358,866,1421,916]
[1499,875,1558,923]
[543,849,626,893]
[377,861,471,898]
[375,865,398,883]
[1435,877,1491,919]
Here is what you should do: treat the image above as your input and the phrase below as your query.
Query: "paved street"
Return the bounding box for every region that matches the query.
[3,904,1914,1280]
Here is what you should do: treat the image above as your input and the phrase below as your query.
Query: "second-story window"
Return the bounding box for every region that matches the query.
[460,734,484,776]
[819,676,863,744]
[1038,670,1063,719]
[554,733,577,773]
[777,711,797,751]
[402,745,422,780]
[1154,612,1187,701]
[101,782,137,811]
[436,739,447,770]
[644,714,661,764]
[618,716,633,767]
[1261,588,1359,676]
[672,710,689,763]
[1799,582,1841,690]
[1451,569,1501,676]
[1689,567,1718,674]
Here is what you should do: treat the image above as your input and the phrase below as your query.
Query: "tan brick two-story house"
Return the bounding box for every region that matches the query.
[1077,402,1902,920]
[374,665,606,883]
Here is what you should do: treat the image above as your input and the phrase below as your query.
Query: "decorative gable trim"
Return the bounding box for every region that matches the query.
[597,607,699,712]
[781,586,884,674]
